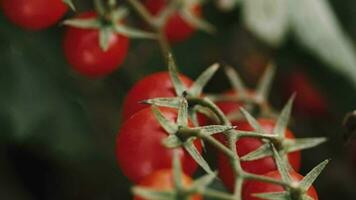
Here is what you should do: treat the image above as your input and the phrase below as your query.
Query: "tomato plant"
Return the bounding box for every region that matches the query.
[122,72,193,120]
[1,0,68,30]
[116,107,202,183]
[63,12,130,77]
[243,170,319,200]
[144,0,201,43]
[217,119,301,191]
[133,169,202,200]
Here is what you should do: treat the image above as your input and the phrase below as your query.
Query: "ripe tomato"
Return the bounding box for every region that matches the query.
[217,119,301,191]
[243,170,318,200]
[283,71,328,116]
[215,90,245,116]
[122,72,193,120]
[116,107,202,183]
[63,12,129,77]
[1,0,68,30]
[134,169,202,200]
[144,0,201,43]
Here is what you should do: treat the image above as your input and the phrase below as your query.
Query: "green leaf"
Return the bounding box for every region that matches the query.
[272,146,292,183]
[240,143,272,161]
[240,108,262,132]
[151,106,178,134]
[62,18,101,29]
[299,159,329,191]
[168,54,187,96]
[177,98,189,127]
[114,25,157,39]
[284,137,327,153]
[224,66,247,98]
[184,141,214,175]
[132,187,174,200]
[288,0,356,88]
[62,0,75,10]
[274,94,295,137]
[181,9,216,33]
[192,125,236,136]
[189,63,219,97]
[172,150,183,190]
[99,27,112,51]
[142,97,181,108]
[252,191,290,200]
[256,63,276,102]
[242,0,289,46]
[162,135,182,148]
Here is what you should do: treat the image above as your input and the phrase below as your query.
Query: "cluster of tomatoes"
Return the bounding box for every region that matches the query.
[114,69,320,199]
[1,0,201,77]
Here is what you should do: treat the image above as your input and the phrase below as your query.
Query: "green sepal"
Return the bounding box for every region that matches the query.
[240,108,263,132]
[189,63,220,97]
[62,18,101,29]
[299,159,329,191]
[272,146,292,183]
[252,191,290,200]
[110,7,129,21]
[162,135,183,148]
[99,26,112,51]
[142,97,181,108]
[180,9,216,33]
[184,140,214,175]
[274,94,295,137]
[177,97,189,127]
[191,125,236,136]
[172,150,183,190]
[94,0,106,16]
[284,137,327,153]
[240,143,272,161]
[224,66,248,99]
[256,63,276,102]
[132,187,174,200]
[168,54,187,96]
[113,24,157,39]
[151,106,178,134]
[63,0,76,10]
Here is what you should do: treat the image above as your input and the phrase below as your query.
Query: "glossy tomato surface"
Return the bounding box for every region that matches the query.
[63,12,129,77]
[116,107,202,183]
[243,170,318,200]
[218,119,301,191]
[1,0,67,30]
[134,169,202,200]
[144,0,201,43]
[122,72,193,120]
[284,71,328,116]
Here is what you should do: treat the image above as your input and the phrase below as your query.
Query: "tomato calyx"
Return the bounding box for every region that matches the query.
[63,3,156,51]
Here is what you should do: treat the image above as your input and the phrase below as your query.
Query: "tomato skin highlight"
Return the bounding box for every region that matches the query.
[243,170,319,200]
[63,12,129,77]
[217,119,301,191]
[1,0,67,30]
[122,72,193,120]
[144,0,201,43]
[134,169,202,200]
[283,71,328,116]
[116,107,202,183]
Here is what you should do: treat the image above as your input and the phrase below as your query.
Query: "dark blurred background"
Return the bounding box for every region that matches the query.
[1,0,356,199]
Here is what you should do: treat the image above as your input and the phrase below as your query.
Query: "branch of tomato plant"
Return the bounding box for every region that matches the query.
[126,0,173,63]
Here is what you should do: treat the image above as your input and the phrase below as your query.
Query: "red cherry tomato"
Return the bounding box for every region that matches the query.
[217,119,301,191]
[243,170,318,200]
[63,12,129,77]
[134,169,202,200]
[116,107,202,183]
[283,71,328,116]
[1,0,67,30]
[144,0,201,43]
[122,72,193,120]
